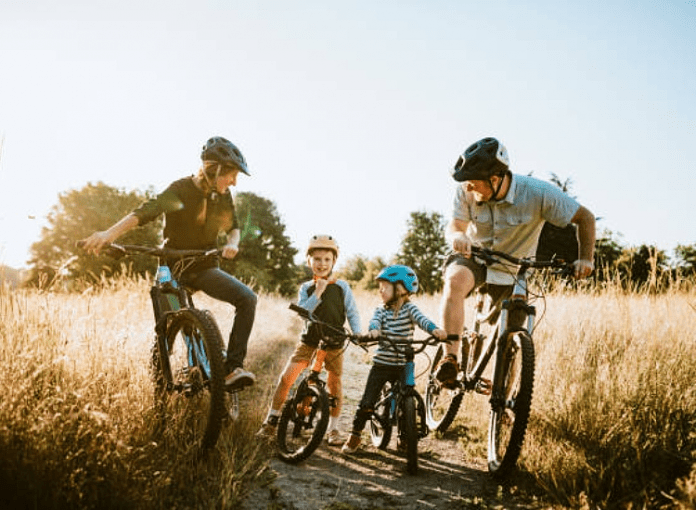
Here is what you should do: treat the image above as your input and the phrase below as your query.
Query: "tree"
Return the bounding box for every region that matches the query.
[359,257,388,291]
[617,244,669,290]
[674,243,696,276]
[28,182,161,286]
[336,255,368,283]
[223,192,298,296]
[593,229,624,281]
[396,211,447,294]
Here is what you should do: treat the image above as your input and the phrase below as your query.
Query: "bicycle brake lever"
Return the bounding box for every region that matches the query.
[104,244,127,259]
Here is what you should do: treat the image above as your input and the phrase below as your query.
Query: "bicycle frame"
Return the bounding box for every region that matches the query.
[376,347,420,429]
[464,262,537,395]
[150,268,216,386]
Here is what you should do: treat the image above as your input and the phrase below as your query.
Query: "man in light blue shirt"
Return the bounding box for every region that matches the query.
[436,137,596,386]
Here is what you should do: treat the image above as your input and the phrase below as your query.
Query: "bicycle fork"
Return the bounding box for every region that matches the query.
[402,357,429,439]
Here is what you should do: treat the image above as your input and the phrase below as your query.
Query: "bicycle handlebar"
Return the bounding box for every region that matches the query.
[471,245,571,270]
[77,241,221,261]
[288,304,455,354]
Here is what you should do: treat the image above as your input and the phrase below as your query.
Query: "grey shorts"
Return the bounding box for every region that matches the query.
[442,251,487,289]
[442,251,512,303]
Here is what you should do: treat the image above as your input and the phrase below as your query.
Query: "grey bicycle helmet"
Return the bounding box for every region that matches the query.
[201,136,250,175]
[451,137,509,182]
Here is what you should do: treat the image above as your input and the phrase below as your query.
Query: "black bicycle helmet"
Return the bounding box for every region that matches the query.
[451,137,509,182]
[201,136,250,175]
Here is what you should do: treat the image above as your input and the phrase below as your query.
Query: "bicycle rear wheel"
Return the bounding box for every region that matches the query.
[425,344,462,432]
[277,380,329,464]
[152,308,227,452]
[369,382,392,449]
[399,392,419,475]
[487,330,534,477]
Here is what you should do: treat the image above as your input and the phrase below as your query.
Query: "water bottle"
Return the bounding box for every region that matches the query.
[156,265,172,284]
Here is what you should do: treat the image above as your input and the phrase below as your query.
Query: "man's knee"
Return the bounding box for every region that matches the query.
[444,266,475,298]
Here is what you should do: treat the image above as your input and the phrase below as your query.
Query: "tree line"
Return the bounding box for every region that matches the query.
[24,181,696,295]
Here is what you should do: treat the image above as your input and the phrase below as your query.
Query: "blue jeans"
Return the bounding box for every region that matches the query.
[181,267,257,371]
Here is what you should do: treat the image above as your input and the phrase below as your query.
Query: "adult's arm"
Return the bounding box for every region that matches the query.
[445,218,472,256]
[571,205,596,278]
[80,213,140,254]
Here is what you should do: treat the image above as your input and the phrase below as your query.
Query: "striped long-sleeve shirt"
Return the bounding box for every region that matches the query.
[369,302,438,366]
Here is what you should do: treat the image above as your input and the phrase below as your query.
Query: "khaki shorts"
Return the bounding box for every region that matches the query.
[290,342,344,377]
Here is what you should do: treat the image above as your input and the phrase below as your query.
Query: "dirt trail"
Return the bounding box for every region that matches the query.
[241,346,545,510]
[241,431,542,510]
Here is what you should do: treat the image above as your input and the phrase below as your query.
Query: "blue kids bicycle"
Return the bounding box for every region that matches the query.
[366,334,455,475]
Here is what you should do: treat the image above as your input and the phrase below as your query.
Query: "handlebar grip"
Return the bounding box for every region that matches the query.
[445,334,459,341]
[288,303,310,319]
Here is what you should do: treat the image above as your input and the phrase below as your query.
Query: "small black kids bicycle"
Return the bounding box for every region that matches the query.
[366,333,455,475]
[424,245,573,477]
[85,242,243,452]
[276,304,365,464]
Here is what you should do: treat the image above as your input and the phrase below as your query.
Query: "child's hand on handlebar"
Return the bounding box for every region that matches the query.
[367,329,381,339]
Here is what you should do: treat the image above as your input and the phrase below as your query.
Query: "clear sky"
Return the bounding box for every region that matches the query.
[1,0,695,270]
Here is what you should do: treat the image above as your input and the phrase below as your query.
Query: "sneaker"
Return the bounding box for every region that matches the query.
[341,433,361,454]
[327,429,342,446]
[225,367,256,389]
[256,420,278,439]
[434,354,458,389]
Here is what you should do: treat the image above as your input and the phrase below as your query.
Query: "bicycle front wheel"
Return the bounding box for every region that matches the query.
[277,380,330,464]
[369,382,392,449]
[152,308,227,452]
[487,330,534,478]
[399,393,420,475]
[425,344,462,432]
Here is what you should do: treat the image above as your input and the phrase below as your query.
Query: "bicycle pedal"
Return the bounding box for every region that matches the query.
[475,378,492,395]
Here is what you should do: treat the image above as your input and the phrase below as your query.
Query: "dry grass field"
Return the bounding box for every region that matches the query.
[1,276,695,509]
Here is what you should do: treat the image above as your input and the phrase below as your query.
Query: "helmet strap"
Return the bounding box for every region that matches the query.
[488,172,507,201]
[385,283,409,309]
[202,163,223,200]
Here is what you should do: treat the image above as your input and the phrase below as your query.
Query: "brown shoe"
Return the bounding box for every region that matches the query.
[327,429,342,446]
[225,367,256,389]
[435,354,458,388]
[341,433,361,454]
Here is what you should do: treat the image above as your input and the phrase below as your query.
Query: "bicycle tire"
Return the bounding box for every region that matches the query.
[400,393,419,475]
[369,382,393,449]
[425,344,463,432]
[277,381,330,464]
[487,330,534,478]
[152,308,227,451]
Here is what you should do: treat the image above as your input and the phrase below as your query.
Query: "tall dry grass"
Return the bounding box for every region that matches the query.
[0,276,299,509]
[2,276,696,508]
[525,284,696,508]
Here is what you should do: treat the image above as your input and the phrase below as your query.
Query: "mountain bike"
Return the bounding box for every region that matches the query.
[86,243,242,452]
[366,333,455,475]
[424,246,573,477]
[276,304,365,464]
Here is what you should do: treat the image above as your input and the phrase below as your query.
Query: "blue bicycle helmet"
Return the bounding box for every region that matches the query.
[376,265,419,294]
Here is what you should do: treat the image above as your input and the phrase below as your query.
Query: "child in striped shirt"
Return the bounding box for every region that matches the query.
[341,265,447,454]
